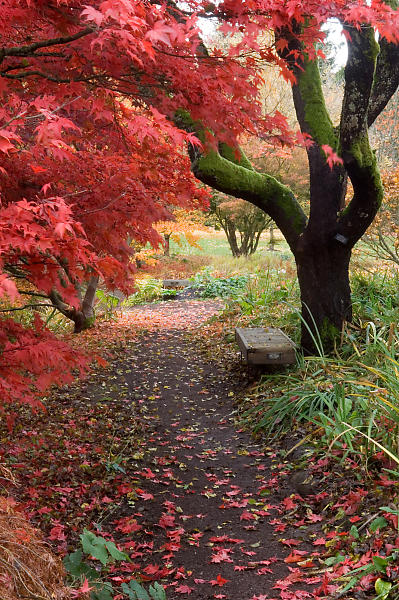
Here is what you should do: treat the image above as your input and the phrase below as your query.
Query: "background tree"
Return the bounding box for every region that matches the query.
[208,193,272,257]
[180,0,399,352]
[362,167,399,266]
[156,209,205,256]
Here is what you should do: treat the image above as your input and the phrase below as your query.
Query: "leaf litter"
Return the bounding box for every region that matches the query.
[0,299,398,600]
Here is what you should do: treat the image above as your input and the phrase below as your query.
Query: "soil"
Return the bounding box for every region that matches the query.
[98,300,321,599]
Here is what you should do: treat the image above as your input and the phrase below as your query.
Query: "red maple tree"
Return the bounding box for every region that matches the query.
[0,0,259,410]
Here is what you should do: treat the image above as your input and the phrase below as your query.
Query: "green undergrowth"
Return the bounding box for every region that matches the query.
[122,278,177,306]
[64,529,167,600]
[229,268,399,479]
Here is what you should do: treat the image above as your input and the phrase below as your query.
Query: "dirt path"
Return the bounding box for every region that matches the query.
[114,300,316,600]
[2,299,330,600]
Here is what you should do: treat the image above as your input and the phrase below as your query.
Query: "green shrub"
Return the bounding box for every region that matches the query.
[122,278,176,305]
[64,529,167,600]
[190,267,250,298]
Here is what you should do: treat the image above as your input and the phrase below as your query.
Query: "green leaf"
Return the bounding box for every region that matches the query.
[64,549,83,571]
[325,554,346,566]
[63,551,98,580]
[380,506,399,515]
[369,517,388,532]
[338,576,359,595]
[122,581,150,600]
[80,530,109,566]
[375,578,392,600]
[350,525,360,539]
[91,582,114,600]
[104,540,129,561]
[373,556,389,573]
[149,582,167,600]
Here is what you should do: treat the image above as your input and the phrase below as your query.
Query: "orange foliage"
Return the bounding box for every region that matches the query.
[155,209,209,251]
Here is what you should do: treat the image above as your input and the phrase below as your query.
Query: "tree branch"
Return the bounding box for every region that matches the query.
[0,304,52,313]
[48,289,76,320]
[192,150,306,252]
[338,25,384,245]
[368,37,399,126]
[0,27,94,63]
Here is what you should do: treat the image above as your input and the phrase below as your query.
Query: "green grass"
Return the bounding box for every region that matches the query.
[168,234,290,258]
[231,268,399,476]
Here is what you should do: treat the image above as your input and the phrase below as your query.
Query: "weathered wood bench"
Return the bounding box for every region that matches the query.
[235,327,296,366]
[162,279,191,289]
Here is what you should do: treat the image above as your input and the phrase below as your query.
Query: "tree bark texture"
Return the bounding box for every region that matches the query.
[50,275,99,333]
[295,242,352,353]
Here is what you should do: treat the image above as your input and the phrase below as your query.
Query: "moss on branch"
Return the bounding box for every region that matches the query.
[175,109,306,249]
[218,143,254,171]
[297,58,337,149]
[193,151,306,247]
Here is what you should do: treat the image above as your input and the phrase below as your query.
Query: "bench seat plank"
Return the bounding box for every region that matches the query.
[235,327,296,365]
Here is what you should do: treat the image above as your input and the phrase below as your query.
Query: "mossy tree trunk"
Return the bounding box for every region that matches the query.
[295,243,352,353]
[178,18,399,353]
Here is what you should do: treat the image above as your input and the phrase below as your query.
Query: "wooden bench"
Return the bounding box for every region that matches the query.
[162,279,191,289]
[235,327,296,366]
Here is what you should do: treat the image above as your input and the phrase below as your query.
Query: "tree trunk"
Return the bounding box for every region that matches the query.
[50,276,99,333]
[163,233,171,256]
[295,242,352,354]
[73,275,99,333]
[269,225,275,251]
[223,223,242,257]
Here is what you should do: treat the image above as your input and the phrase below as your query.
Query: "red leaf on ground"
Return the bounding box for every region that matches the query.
[313,538,326,545]
[210,574,229,586]
[283,497,297,510]
[175,584,193,594]
[211,548,233,563]
[240,510,255,521]
[284,551,308,563]
[281,538,301,546]
[159,514,175,528]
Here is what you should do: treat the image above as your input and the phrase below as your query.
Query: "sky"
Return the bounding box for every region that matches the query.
[199,14,348,70]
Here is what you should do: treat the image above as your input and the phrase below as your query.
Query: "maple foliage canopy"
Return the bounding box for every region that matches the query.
[0,0,266,410]
[1,0,399,407]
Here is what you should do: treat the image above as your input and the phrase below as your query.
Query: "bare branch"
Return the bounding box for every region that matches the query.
[0,27,95,63]
[0,303,52,312]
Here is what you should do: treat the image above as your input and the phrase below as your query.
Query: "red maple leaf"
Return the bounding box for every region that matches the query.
[175,584,193,594]
[210,574,229,586]
[281,538,302,546]
[282,497,297,510]
[211,548,233,563]
[240,510,256,521]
